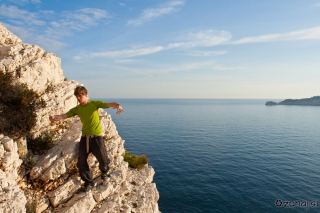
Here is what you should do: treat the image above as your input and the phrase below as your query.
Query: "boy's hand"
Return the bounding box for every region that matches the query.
[49,115,67,123]
[115,104,124,115]
[49,115,58,123]
[109,102,124,115]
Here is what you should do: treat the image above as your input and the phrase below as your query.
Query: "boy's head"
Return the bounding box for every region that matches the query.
[74,86,89,105]
[74,86,88,97]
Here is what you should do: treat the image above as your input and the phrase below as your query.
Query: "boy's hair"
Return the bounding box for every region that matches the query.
[74,86,88,96]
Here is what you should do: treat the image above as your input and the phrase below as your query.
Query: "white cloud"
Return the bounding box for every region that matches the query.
[209,64,248,71]
[89,46,164,58]
[113,61,247,76]
[85,26,320,60]
[0,5,45,25]
[50,22,61,28]
[188,30,232,46]
[4,0,41,4]
[32,35,66,51]
[140,61,215,75]
[74,56,82,61]
[232,27,320,44]
[119,2,132,10]
[168,30,232,48]
[3,23,32,40]
[313,3,320,6]
[9,20,24,25]
[3,23,65,51]
[77,8,110,20]
[62,8,111,30]
[114,59,138,63]
[184,50,227,57]
[128,0,184,25]
[45,25,73,37]
[40,10,54,15]
[108,61,216,76]
[55,20,88,31]
[1,5,111,52]
[86,30,231,59]
[0,5,110,30]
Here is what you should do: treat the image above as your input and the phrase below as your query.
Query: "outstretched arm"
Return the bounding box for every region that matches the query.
[49,114,68,123]
[107,102,124,115]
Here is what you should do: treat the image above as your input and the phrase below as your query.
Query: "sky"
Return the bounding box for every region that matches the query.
[1,0,320,99]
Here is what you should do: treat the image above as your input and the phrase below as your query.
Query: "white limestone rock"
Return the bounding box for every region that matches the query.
[36,197,50,213]
[120,204,132,213]
[0,144,4,159]
[15,137,28,158]
[30,145,62,180]
[0,24,160,213]
[2,137,14,152]
[0,170,27,213]
[41,157,67,182]
[30,109,160,211]
[0,22,21,46]
[30,119,82,180]
[0,42,65,93]
[31,80,80,134]
[100,112,118,139]
[135,183,160,213]
[128,165,155,186]
[98,193,121,213]
[119,179,132,196]
[110,163,127,184]
[47,178,81,207]
[60,191,96,213]
[121,182,160,213]
[0,136,22,181]
[92,183,114,203]
[119,165,160,213]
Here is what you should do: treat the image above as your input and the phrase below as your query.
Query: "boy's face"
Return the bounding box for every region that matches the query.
[76,93,88,105]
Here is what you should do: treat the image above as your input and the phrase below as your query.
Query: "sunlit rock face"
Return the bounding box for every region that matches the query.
[0,22,160,213]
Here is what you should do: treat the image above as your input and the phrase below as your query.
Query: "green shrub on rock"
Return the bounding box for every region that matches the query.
[26,200,37,213]
[22,152,37,171]
[27,131,56,155]
[123,151,149,169]
[0,71,46,136]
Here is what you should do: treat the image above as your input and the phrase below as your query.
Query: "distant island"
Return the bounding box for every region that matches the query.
[265,96,320,106]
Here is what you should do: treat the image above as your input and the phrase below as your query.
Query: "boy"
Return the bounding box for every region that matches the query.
[49,86,124,191]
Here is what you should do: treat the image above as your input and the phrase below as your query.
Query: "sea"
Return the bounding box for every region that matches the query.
[101,99,320,213]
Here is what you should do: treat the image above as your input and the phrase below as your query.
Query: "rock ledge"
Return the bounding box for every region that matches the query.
[0,22,160,213]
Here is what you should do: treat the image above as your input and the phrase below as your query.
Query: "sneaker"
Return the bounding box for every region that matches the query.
[101,172,107,181]
[84,182,94,192]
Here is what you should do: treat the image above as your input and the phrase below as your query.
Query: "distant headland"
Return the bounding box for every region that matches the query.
[265,96,320,106]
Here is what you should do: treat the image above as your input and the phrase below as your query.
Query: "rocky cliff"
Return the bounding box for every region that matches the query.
[0,23,160,213]
[265,96,320,106]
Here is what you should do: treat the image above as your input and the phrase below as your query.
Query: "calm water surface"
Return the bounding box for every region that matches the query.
[102,99,320,213]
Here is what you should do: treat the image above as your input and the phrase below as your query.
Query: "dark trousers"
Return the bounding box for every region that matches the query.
[78,136,110,184]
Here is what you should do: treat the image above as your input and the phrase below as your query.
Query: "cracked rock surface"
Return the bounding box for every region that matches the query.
[0,22,160,213]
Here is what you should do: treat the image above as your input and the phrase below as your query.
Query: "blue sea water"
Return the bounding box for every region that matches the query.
[102,99,320,213]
